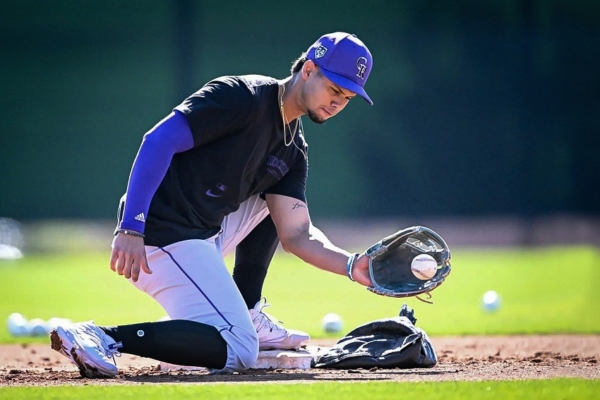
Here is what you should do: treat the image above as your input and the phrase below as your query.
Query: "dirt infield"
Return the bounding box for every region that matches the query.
[1,335,598,387]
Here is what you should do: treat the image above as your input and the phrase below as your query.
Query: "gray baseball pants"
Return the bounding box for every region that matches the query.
[130,194,270,372]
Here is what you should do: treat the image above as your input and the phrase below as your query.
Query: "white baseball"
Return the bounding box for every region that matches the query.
[27,318,49,336]
[6,313,28,337]
[411,254,438,280]
[482,290,502,312]
[321,313,343,333]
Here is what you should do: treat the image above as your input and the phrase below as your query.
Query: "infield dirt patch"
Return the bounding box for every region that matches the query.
[1,335,598,387]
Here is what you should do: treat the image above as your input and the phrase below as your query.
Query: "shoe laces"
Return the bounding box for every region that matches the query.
[80,323,122,361]
[252,298,286,334]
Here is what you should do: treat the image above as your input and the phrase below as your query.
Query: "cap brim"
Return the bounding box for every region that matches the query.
[319,67,373,105]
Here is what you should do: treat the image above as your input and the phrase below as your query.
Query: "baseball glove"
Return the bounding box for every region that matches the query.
[351,226,451,303]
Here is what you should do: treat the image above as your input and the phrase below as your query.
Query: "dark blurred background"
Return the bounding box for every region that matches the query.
[1,0,599,249]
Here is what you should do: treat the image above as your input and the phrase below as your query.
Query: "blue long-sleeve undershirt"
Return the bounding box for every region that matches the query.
[119,111,194,233]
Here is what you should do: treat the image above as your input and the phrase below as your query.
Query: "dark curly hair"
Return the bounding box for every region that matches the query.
[290,53,307,74]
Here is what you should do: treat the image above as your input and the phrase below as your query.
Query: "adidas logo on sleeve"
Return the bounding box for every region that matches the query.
[134,213,146,222]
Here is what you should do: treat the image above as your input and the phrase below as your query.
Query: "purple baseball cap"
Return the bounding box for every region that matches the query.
[306,32,373,105]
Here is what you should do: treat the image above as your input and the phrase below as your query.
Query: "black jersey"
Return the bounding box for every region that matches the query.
[143,75,308,248]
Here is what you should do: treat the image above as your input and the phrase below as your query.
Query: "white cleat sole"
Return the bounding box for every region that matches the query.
[259,335,310,351]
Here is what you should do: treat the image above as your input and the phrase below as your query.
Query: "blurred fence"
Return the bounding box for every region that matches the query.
[1,1,598,222]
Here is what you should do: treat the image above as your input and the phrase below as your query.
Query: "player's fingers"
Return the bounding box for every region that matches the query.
[115,254,124,275]
[357,271,373,287]
[140,255,152,275]
[130,262,140,282]
[123,253,134,279]
[109,250,118,272]
[113,253,125,275]
[117,251,131,277]
[131,255,151,283]
[353,256,373,287]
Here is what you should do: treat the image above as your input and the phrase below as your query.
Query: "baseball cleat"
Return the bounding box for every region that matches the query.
[250,298,310,350]
[50,321,121,378]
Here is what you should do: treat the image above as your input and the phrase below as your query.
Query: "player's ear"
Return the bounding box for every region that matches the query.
[302,60,316,80]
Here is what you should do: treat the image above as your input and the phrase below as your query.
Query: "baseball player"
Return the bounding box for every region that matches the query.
[50,32,375,377]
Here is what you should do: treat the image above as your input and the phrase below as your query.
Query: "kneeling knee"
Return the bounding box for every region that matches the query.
[222,328,259,371]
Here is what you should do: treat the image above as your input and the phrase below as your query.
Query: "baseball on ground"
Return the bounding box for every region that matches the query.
[321,313,343,334]
[411,254,438,280]
[6,313,28,337]
[482,290,502,312]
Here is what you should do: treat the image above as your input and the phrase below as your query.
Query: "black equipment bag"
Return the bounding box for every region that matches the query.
[313,305,437,369]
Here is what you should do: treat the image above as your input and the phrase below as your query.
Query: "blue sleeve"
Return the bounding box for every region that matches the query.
[119,110,194,233]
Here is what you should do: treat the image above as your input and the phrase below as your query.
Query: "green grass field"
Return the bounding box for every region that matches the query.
[1,246,598,343]
[1,379,599,399]
[0,246,598,399]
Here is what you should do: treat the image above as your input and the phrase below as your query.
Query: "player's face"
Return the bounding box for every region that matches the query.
[302,65,356,124]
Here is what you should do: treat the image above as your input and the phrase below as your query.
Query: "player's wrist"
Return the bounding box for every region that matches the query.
[114,228,145,238]
[346,253,360,282]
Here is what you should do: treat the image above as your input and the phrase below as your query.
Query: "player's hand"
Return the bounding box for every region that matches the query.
[110,233,152,282]
[351,254,373,287]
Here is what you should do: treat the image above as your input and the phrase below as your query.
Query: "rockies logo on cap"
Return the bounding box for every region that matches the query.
[356,57,368,80]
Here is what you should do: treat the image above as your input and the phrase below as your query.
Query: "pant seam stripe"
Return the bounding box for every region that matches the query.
[158,246,234,328]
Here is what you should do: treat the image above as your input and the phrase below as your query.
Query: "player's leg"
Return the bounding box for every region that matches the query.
[50,318,228,378]
[232,215,278,309]
[219,194,310,350]
[126,238,258,369]
[51,238,258,377]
